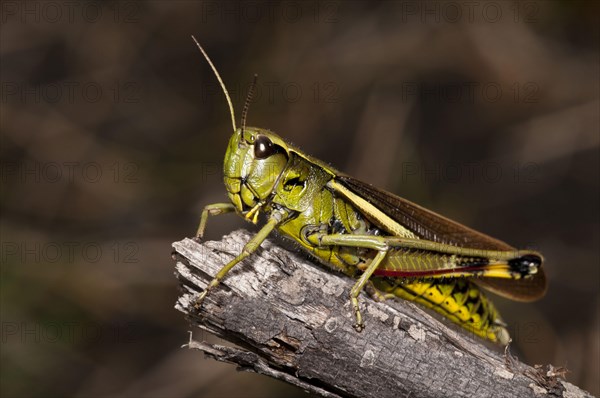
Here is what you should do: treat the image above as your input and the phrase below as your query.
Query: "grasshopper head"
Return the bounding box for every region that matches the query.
[189,38,289,222]
[223,127,289,222]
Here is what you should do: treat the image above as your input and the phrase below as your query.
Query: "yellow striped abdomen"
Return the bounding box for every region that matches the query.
[372,278,509,344]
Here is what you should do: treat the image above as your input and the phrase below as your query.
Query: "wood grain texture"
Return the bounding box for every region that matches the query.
[173,230,593,398]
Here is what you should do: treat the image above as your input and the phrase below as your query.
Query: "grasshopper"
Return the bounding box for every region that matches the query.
[190,37,547,344]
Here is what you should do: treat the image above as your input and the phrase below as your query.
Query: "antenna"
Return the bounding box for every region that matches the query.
[241,74,258,133]
[190,35,237,132]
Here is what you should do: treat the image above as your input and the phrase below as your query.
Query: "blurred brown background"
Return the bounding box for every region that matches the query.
[1,1,598,397]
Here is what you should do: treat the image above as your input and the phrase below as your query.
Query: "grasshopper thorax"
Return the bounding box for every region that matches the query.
[223,127,290,222]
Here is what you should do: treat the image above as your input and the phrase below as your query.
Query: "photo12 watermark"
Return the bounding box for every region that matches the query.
[400,81,540,104]
[1,240,140,265]
[198,1,340,24]
[1,321,138,345]
[199,81,340,105]
[1,1,141,24]
[1,161,140,185]
[399,161,541,185]
[1,81,141,105]
[398,1,540,24]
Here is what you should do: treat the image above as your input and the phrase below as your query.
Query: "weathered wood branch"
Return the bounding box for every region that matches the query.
[173,230,593,398]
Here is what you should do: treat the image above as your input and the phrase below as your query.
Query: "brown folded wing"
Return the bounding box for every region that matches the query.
[337,175,547,301]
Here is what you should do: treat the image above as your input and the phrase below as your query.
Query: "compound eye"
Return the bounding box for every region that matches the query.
[254,135,276,159]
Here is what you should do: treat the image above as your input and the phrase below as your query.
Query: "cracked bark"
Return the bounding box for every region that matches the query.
[173,230,593,398]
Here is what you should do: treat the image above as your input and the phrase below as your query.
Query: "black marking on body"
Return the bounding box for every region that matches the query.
[457,257,489,268]
[283,176,305,191]
[329,218,346,234]
[509,254,541,277]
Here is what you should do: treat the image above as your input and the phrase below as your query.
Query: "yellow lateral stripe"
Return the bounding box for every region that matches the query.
[328,180,417,238]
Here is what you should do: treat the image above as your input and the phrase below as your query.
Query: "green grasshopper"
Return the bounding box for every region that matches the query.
[190,37,547,344]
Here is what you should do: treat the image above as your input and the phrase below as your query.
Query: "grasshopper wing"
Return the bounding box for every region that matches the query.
[336,175,547,301]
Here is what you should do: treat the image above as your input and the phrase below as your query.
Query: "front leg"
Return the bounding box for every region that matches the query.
[194,210,286,309]
[195,203,236,240]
